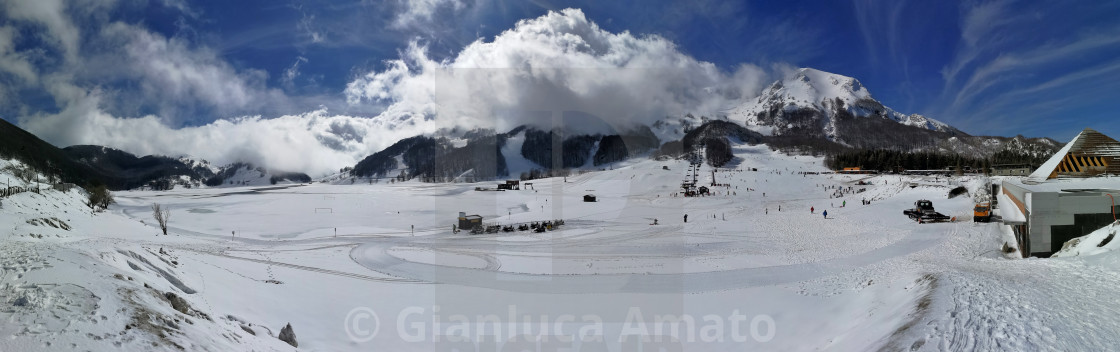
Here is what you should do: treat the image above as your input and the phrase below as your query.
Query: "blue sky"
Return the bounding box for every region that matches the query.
[1,0,1119,172]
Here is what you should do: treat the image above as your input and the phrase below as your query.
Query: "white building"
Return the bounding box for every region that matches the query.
[1000,128,1120,257]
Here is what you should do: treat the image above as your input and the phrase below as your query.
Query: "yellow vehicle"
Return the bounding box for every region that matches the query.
[973,202,992,222]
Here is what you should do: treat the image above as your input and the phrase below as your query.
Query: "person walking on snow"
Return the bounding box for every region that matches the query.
[684,214,688,223]
[843,200,846,207]
[823,210,828,218]
[811,206,814,214]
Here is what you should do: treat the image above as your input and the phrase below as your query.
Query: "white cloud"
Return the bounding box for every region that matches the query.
[0,26,38,85]
[9,6,777,176]
[283,56,309,89]
[391,0,465,29]
[0,0,288,121]
[94,22,285,118]
[296,7,324,43]
[21,91,428,175]
[951,30,1120,108]
[939,0,1014,92]
[348,8,770,133]
[2,0,81,62]
[2,0,361,175]
[159,0,200,19]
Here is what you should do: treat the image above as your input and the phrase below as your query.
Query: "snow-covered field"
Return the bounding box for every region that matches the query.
[3,146,1120,351]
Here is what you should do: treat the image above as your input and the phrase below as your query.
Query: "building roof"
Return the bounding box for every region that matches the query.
[997,193,1026,224]
[1007,176,1120,193]
[1027,128,1120,182]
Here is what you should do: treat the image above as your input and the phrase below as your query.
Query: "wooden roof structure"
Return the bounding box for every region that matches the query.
[1028,128,1120,181]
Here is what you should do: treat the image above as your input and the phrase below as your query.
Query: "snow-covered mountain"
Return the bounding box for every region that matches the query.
[177,156,220,176]
[62,145,213,190]
[938,134,1061,160]
[340,67,1062,182]
[345,125,660,182]
[59,145,310,189]
[203,162,311,187]
[728,68,959,140]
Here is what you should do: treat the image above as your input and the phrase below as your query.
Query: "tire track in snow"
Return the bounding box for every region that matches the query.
[348,224,947,293]
[186,250,424,284]
[923,258,1120,352]
[885,220,1120,352]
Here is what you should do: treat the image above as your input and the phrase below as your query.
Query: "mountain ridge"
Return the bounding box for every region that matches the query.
[339,67,1061,181]
[728,67,960,141]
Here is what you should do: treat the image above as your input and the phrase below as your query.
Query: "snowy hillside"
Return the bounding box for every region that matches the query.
[499,128,546,177]
[347,125,658,182]
[0,160,299,351]
[4,139,1120,350]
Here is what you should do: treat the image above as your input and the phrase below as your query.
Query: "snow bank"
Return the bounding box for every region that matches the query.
[0,159,301,351]
[1052,221,1120,257]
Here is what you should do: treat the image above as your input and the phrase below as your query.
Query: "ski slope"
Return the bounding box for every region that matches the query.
[2,147,1120,351]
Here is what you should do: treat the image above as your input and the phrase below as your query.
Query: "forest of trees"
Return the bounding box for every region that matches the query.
[592,135,627,166]
[652,140,685,159]
[270,172,312,185]
[704,138,735,167]
[825,149,987,173]
[825,148,1053,173]
[682,120,763,151]
[349,133,514,182]
[520,126,660,170]
[592,129,660,166]
[350,136,445,178]
[518,168,573,181]
[677,120,763,167]
[520,129,597,169]
[990,149,1050,166]
[426,135,508,181]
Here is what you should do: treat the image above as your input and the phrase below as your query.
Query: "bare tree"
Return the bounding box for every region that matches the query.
[152,203,171,235]
[86,184,114,212]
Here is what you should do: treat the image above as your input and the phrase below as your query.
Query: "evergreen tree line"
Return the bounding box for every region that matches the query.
[350,134,512,182]
[704,138,735,167]
[520,130,597,169]
[825,149,1051,172]
[520,127,659,170]
[518,127,659,181]
[826,149,985,172]
[990,149,1050,166]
